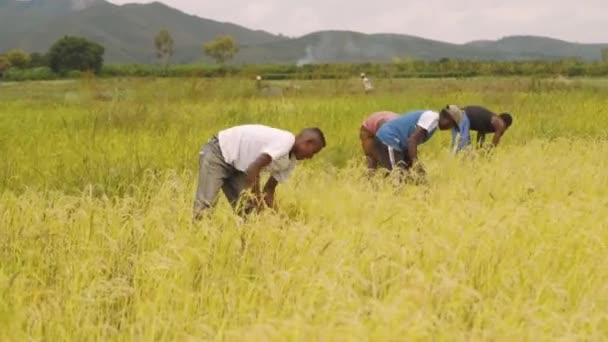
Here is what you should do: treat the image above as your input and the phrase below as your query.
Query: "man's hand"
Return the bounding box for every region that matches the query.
[263,192,275,210]
[476,132,486,148]
[366,155,378,170]
[407,126,428,167]
[242,199,257,216]
[261,177,279,211]
[407,162,428,185]
[245,154,273,200]
[412,162,426,177]
[491,116,507,147]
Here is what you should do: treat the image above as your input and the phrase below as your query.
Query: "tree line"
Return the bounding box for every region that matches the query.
[0,31,238,78]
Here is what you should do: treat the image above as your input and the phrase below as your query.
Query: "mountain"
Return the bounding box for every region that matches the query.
[0,0,283,63]
[236,31,504,64]
[464,36,607,61]
[236,32,607,64]
[1,0,607,64]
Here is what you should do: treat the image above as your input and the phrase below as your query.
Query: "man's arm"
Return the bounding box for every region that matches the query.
[476,132,485,148]
[245,154,272,200]
[451,128,458,151]
[262,176,279,209]
[456,119,471,153]
[366,155,378,170]
[407,126,428,168]
[491,116,507,146]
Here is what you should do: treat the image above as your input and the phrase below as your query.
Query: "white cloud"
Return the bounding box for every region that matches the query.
[107,0,608,43]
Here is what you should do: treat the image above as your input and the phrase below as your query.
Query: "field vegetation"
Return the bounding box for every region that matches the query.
[1,76,607,340]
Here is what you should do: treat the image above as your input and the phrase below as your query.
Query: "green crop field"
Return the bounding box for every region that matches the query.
[1,76,607,340]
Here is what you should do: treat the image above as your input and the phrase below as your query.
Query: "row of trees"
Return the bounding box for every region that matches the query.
[1,31,237,77]
[154,29,238,70]
[0,36,104,76]
[0,49,41,74]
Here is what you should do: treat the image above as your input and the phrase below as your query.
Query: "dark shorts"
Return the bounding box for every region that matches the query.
[373,138,412,171]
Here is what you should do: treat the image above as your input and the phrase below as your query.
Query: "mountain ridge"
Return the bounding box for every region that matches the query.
[1,0,606,63]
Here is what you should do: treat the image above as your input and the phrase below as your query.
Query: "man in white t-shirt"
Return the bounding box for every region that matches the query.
[193,125,326,219]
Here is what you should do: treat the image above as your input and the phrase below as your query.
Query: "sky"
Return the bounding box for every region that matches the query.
[108,0,607,43]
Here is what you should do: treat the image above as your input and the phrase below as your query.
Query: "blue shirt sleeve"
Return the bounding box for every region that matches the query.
[456,115,471,153]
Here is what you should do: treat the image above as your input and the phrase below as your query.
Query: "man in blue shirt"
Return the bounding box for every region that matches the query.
[374,105,462,175]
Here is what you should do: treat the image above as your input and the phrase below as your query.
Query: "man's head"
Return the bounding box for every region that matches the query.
[293,127,326,160]
[439,105,463,130]
[499,113,513,128]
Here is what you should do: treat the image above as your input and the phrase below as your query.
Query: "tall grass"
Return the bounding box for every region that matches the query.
[1,77,607,340]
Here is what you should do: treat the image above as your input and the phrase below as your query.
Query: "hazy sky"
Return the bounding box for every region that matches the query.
[108,0,607,43]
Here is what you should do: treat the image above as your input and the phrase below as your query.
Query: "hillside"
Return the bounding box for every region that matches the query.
[237,31,502,64]
[236,32,607,64]
[0,0,283,63]
[1,0,607,63]
[465,36,607,60]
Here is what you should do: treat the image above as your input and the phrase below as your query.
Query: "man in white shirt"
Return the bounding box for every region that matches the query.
[193,125,326,219]
[361,73,374,93]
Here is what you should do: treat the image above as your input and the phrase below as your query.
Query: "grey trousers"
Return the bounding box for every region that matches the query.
[193,136,249,218]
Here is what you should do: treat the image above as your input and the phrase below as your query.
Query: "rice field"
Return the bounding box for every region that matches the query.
[1,76,607,340]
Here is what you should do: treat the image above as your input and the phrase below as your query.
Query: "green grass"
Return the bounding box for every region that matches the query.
[1,77,607,340]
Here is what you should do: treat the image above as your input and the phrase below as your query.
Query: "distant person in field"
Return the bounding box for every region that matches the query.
[360,111,399,169]
[255,75,267,90]
[193,125,326,220]
[373,105,462,176]
[451,105,513,154]
[360,73,374,93]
